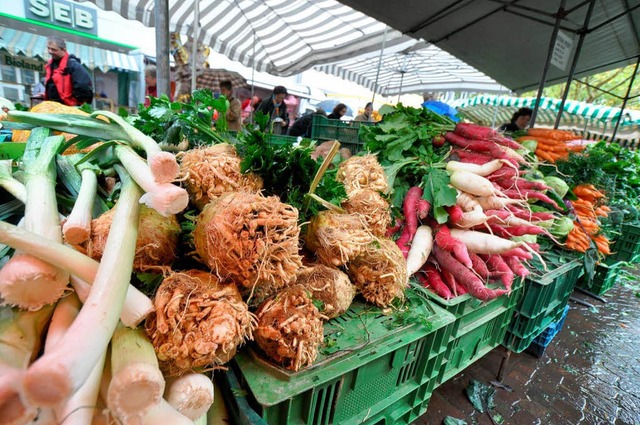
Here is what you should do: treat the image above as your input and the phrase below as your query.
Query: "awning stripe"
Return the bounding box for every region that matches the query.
[0,27,139,72]
[86,0,409,76]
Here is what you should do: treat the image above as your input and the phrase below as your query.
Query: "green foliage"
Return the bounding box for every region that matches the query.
[133,89,231,148]
[466,379,496,413]
[237,130,347,223]
[360,103,456,221]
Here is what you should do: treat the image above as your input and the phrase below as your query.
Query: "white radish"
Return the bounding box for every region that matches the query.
[456,206,489,228]
[449,229,521,254]
[405,225,433,277]
[446,159,504,177]
[456,191,480,212]
[500,146,527,163]
[476,195,525,210]
[450,170,496,197]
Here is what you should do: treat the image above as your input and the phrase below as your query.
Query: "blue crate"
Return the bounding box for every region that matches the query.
[525,305,570,358]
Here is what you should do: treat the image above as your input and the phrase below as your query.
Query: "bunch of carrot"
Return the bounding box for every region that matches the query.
[394,123,559,302]
[565,184,611,254]
[516,128,586,163]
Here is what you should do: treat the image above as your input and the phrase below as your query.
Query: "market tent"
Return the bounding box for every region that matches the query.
[335,0,640,93]
[454,94,640,147]
[314,40,508,96]
[0,27,140,72]
[81,0,411,76]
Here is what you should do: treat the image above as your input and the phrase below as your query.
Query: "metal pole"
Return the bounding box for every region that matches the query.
[611,56,640,141]
[191,0,200,93]
[530,0,567,127]
[155,0,171,98]
[397,71,405,104]
[371,26,388,105]
[249,32,256,124]
[554,0,596,129]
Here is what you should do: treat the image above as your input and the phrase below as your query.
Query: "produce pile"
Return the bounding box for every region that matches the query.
[0,94,412,425]
[0,96,633,425]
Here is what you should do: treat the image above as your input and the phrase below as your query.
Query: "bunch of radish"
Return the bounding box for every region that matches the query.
[394,123,563,302]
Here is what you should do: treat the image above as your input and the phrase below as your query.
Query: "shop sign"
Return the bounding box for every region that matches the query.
[3,54,45,72]
[24,0,98,35]
[551,30,574,71]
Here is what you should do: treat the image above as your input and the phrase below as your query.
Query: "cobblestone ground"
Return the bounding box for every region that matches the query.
[417,275,640,425]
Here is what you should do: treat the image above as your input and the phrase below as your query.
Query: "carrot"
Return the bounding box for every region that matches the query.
[433,246,508,301]
[435,226,473,268]
[417,265,453,300]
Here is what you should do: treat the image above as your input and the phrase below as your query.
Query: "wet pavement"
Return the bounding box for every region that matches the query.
[417,272,640,425]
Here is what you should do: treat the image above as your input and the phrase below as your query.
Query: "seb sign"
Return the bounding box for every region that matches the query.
[24,0,98,35]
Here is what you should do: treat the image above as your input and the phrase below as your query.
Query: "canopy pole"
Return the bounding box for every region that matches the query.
[530,0,567,128]
[554,0,596,129]
[191,0,200,93]
[250,32,256,124]
[611,56,640,141]
[397,71,405,103]
[371,26,388,105]
[155,0,171,98]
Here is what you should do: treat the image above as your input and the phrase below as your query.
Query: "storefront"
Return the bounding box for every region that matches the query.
[0,0,143,109]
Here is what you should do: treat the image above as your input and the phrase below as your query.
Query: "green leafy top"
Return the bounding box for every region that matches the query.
[360,103,456,223]
[237,130,347,223]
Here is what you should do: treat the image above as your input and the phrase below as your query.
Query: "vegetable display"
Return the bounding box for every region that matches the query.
[0,92,635,424]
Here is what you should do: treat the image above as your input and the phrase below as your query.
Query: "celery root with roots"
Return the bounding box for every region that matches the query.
[305,210,375,267]
[348,238,408,307]
[295,264,355,319]
[341,189,391,237]
[255,285,324,371]
[336,154,389,195]
[178,144,263,210]
[145,270,256,376]
[87,205,180,272]
[193,192,303,304]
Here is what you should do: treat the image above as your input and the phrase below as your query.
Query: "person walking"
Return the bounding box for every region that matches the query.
[44,36,93,106]
[219,80,242,132]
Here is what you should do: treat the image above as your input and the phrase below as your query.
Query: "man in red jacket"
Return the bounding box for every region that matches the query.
[44,36,94,106]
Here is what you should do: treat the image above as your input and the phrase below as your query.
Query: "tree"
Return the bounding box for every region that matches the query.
[522,64,639,110]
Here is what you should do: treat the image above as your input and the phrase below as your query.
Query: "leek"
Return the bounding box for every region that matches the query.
[22,165,142,406]
[0,221,153,328]
[107,323,165,424]
[165,373,214,421]
[62,165,98,244]
[0,129,69,310]
[0,160,26,203]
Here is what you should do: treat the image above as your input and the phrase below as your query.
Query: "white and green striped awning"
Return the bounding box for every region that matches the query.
[0,27,140,72]
[453,95,640,148]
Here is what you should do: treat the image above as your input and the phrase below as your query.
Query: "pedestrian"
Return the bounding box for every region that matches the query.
[241,95,261,123]
[219,80,242,132]
[327,103,348,120]
[499,107,533,133]
[354,102,373,122]
[144,66,157,107]
[44,36,93,106]
[256,86,289,132]
[288,108,326,138]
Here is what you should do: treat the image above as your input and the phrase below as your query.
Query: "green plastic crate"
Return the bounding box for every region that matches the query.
[229,294,455,425]
[0,142,26,160]
[576,262,621,295]
[219,367,434,425]
[310,116,372,154]
[266,134,298,145]
[503,258,582,353]
[424,279,523,387]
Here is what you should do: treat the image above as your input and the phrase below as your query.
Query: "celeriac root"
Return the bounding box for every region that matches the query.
[341,189,392,237]
[336,154,389,195]
[295,264,355,319]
